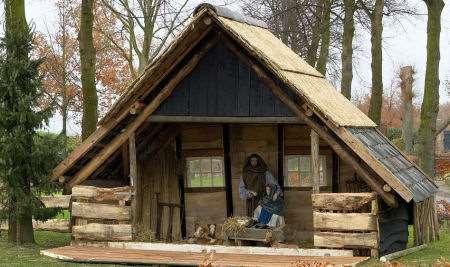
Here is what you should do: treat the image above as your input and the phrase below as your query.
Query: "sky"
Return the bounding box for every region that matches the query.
[2,0,450,135]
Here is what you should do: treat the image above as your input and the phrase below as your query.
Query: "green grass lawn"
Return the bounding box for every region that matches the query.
[0,231,125,267]
[362,226,450,266]
[1,226,449,266]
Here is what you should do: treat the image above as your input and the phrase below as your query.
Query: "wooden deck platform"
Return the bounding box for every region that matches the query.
[42,246,369,266]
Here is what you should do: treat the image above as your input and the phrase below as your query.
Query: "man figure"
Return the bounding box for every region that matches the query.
[239,154,283,219]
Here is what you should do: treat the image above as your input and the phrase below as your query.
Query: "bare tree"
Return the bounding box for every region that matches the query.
[99,0,190,78]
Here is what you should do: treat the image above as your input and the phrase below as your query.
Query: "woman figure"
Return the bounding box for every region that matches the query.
[253,184,285,228]
[239,154,282,217]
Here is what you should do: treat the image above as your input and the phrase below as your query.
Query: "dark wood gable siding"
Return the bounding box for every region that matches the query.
[155,43,294,117]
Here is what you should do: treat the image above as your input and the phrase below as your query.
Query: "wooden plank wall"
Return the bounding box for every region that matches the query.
[181,124,227,235]
[283,125,332,242]
[137,146,181,241]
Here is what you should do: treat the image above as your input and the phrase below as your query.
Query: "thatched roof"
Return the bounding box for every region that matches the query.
[51,4,437,203]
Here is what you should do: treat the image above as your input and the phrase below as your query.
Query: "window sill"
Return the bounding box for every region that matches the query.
[185,187,226,193]
[283,186,331,192]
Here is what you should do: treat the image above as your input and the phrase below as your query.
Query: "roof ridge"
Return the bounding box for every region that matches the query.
[193,3,268,29]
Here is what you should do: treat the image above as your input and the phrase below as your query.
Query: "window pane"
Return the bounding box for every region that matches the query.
[287,171,301,187]
[287,157,299,171]
[200,158,212,173]
[190,172,202,187]
[186,157,224,188]
[212,158,222,172]
[301,172,311,186]
[201,173,212,187]
[299,156,310,172]
[189,159,201,173]
[213,172,224,187]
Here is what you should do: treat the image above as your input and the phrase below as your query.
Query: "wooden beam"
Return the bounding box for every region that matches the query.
[220,36,397,207]
[175,135,187,239]
[129,133,138,238]
[277,124,284,189]
[147,116,300,123]
[313,211,378,231]
[71,202,131,221]
[39,195,71,209]
[332,152,340,193]
[129,133,137,188]
[223,124,233,217]
[314,232,378,249]
[72,223,132,241]
[67,40,217,188]
[311,130,320,193]
[312,193,376,211]
[72,185,132,203]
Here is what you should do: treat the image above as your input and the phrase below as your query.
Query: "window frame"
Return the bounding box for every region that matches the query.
[283,154,328,189]
[185,156,225,192]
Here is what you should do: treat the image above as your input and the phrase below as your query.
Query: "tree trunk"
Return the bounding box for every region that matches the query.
[306,4,324,66]
[368,0,384,125]
[417,0,444,176]
[79,0,98,140]
[341,0,355,99]
[4,0,35,244]
[316,0,331,75]
[400,66,414,154]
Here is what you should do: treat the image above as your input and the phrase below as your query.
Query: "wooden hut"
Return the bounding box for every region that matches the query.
[51,4,438,257]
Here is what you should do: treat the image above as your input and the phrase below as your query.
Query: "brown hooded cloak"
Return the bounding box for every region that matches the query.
[242,154,268,216]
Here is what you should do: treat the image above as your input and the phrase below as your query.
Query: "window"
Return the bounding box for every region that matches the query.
[444,131,450,152]
[284,155,327,187]
[186,157,225,188]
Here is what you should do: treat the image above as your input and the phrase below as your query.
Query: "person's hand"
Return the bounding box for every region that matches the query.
[249,191,257,197]
[272,192,278,201]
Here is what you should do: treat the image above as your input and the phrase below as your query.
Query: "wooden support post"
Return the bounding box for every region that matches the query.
[223,124,233,217]
[371,197,380,258]
[332,152,340,193]
[220,36,397,207]
[277,124,285,190]
[175,135,187,239]
[311,130,320,193]
[129,133,138,238]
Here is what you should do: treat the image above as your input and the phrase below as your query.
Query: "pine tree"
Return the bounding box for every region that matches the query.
[0,0,53,244]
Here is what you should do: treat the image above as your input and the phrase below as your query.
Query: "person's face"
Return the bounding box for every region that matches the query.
[250,157,258,167]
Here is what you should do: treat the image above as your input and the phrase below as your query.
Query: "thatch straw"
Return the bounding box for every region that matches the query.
[222,216,250,238]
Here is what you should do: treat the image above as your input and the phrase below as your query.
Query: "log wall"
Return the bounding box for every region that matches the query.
[71,185,133,242]
[312,193,380,256]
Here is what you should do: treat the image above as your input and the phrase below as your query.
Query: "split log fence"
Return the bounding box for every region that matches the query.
[0,194,70,232]
[71,185,133,242]
[312,193,380,257]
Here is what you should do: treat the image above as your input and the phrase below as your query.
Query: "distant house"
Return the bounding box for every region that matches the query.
[436,121,450,157]
[51,4,437,258]
[436,120,450,178]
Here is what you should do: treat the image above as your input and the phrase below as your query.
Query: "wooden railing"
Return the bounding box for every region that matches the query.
[71,185,133,242]
[312,192,379,257]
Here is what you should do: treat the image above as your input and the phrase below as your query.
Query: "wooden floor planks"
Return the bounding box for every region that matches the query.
[42,246,368,266]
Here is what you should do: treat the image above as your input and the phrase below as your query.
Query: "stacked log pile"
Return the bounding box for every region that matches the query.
[71,185,133,241]
[312,193,379,257]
